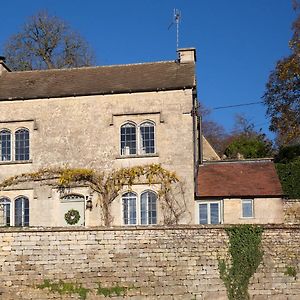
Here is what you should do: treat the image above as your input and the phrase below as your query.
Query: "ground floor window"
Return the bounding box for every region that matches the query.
[122,190,157,225]
[199,201,221,224]
[241,199,254,218]
[15,196,29,227]
[0,198,11,226]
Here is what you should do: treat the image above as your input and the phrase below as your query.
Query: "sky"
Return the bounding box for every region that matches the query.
[0,1,297,139]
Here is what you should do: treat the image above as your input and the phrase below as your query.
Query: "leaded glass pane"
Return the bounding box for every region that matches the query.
[121,124,136,155]
[0,130,11,161]
[15,197,29,227]
[0,198,11,226]
[140,122,155,154]
[122,192,137,225]
[140,191,157,225]
[15,129,30,161]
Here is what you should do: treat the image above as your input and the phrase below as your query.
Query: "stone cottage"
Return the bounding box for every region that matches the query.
[0,48,283,227]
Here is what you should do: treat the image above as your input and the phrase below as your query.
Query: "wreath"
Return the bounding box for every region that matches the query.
[64,209,81,225]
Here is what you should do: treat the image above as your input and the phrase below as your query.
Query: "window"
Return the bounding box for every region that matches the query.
[141,191,157,225]
[15,128,30,161]
[140,122,155,154]
[0,198,11,226]
[199,202,221,224]
[0,129,11,161]
[15,196,29,226]
[122,192,137,225]
[121,123,136,155]
[242,199,254,218]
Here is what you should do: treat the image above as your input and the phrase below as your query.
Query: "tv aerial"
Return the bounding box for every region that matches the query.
[168,9,181,50]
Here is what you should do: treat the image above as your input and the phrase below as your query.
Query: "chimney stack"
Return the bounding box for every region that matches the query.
[177,48,196,63]
[0,56,11,75]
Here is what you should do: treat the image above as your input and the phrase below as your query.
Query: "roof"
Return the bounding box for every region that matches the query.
[197,160,283,198]
[0,61,196,101]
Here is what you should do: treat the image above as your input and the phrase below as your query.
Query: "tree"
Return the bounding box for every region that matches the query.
[199,102,229,155]
[4,11,95,71]
[224,114,273,159]
[263,7,300,145]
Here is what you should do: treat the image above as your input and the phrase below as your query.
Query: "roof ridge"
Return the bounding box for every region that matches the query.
[9,60,178,74]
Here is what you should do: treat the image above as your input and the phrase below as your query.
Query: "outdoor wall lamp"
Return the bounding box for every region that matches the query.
[86,197,93,211]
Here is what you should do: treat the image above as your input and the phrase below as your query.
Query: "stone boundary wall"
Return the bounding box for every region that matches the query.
[0,225,299,299]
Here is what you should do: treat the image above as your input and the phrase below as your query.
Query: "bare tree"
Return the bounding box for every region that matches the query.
[4,11,95,71]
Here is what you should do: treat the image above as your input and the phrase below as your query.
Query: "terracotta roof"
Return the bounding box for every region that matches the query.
[0,61,195,101]
[197,161,283,198]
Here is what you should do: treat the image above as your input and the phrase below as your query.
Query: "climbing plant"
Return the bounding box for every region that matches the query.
[0,164,186,226]
[218,225,264,300]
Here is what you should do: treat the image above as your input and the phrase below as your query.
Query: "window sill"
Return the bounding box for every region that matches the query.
[116,153,159,159]
[0,159,33,166]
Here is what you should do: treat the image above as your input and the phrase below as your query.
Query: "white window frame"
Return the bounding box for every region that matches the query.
[122,190,158,226]
[241,199,254,218]
[14,196,30,227]
[0,197,11,226]
[120,120,156,156]
[0,129,12,162]
[198,201,222,225]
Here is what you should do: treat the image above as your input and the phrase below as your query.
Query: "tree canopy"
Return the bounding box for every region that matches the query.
[263,8,300,146]
[4,11,95,71]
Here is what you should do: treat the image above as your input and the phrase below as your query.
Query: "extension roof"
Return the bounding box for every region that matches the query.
[197,160,283,198]
[0,61,196,101]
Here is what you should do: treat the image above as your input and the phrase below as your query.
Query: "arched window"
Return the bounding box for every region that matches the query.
[140,191,157,225]
[0,129,11,161]
[140,122,155,154]
[122,192,137,225]
[61,194,85,202]
[15,128,30,161]
[0,197,11,226]
[120,123,136,155]
[15,196,29,227]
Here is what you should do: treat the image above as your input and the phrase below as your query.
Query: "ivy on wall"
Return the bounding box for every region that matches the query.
[218,225,264,300]
[0,164,186,226]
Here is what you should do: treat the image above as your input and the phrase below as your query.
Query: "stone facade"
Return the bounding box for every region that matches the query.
[0,50,198,227]
[0,225,299,299]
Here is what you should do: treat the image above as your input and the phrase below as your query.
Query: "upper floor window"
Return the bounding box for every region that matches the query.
[121,123,137,155]
[140,122,155,154]
[120,121,156,156]
[0,129,11,161]
[15,128,30,161]
[15,196,29,227]
[0,197,11,226]
[242,199,254,218]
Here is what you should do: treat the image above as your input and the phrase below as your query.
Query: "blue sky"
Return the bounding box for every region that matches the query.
[0,1,297,139]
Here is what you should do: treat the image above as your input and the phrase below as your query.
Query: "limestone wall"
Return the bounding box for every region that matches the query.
[0,225,299,299]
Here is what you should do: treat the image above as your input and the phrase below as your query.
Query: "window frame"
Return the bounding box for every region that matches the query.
[139,121,156,155]
[198,201,222,225]
[0,197,11,226]
[120,122,137,156]
[140,190,157,225]
[120,120,156,156]
[241,199,254,218]
[15,128,30,161]
[0,129,12,162]
[14,196,30,227]
[122,192,137,225]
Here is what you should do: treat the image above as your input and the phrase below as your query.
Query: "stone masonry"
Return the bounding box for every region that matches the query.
[0,225,299,299]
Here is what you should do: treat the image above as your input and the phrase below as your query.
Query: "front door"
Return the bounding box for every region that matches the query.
[59,194,85,226]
